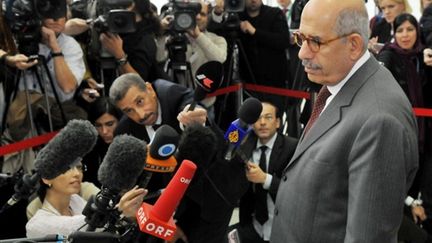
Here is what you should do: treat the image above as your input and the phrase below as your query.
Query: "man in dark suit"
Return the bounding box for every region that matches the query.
[109,73,207,143]
[235,101,297,243]
[270,0,419,242]
[109,73,207,206]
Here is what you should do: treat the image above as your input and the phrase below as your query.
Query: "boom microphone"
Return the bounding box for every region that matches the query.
[0,120,98,213]
[188,61,224,111]
[83,134,147,231]
[137,125,179,189]
[136,160,197,241]
[224,97,263,160]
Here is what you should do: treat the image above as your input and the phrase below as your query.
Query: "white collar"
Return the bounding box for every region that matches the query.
[256,132,278,151]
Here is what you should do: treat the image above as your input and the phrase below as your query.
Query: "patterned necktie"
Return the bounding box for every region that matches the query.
[303,86,331,136]
[255,145,269,224]
[282,7,288,15]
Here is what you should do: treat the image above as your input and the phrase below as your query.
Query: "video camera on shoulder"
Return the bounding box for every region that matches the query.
[162,0,201,33]
[91,0,136,34]
[3,0,66,56]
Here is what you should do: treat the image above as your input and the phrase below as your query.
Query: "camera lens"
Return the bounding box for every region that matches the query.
[176,12,193,30]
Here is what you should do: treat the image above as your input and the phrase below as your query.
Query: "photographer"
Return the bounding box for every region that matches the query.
[157,0,227,89]
[99,0,169,82]
[17,1,85,103]
[0,4,38,132]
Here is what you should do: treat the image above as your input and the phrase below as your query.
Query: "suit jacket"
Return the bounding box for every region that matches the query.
[239,133,298,225]
[115,79,194,143]
[270,56,419,243]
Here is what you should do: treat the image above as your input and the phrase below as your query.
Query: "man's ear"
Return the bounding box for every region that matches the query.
[348,33,364,60]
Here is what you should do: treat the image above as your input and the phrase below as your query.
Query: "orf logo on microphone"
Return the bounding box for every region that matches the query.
[137,203,177,241]
[180,177,191,185]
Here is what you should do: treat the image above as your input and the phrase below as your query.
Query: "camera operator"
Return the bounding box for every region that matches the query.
[0,4,38,132]
[158,0,227,88]
[99,0,169,82]
[17,0,85,103]
[213,0,291,116]
[157,0,227,119]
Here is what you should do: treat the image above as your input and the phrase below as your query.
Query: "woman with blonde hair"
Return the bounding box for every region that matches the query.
[369,0,411,53]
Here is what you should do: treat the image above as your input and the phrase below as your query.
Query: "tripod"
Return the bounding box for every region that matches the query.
[2,55,67,139]
[216,13,257,128]
[165,32,194,88]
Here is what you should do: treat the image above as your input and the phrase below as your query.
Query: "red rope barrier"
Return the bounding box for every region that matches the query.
[413,108,432,117]
[1,84,432,157]
[244,83,310,99]
[0,131,58,156]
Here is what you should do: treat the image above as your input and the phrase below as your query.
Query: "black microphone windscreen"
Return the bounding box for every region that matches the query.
[35,120,98,180]
[98,135,147,192]
[195,61,224,93]
[150,125,179,160]
[177,123,218,169]
[238,97,263,124]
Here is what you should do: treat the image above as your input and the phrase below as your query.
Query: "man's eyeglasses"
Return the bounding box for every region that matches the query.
[293,31,352,53]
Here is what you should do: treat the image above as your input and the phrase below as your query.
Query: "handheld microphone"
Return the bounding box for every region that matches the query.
[0,120,98,213]
[188,61,224,111]
[137,125,179,189]
[83,134,147,231]
[224,97,263,160]
[136,160,197,241]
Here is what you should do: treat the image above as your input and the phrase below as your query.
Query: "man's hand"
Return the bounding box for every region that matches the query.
[100,32,125,59]
[41,26,61,52]
[246,162,267,184]
[214,0,224,15]
[6,54,38,70]
[177,104,207,126]
[117,186,147,218]
[187,26,201,39]
[411,205,427,224]
[424,48,432,66]
[161,15,174,31]
[164,225,188,243]
[240,21,256,35]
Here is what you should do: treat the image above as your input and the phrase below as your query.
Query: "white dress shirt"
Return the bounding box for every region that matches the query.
[251,133,277,241]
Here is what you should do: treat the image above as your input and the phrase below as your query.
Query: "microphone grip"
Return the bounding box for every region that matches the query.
[137,171,153,189]
[224,144,236,160]
[187,101,197,111]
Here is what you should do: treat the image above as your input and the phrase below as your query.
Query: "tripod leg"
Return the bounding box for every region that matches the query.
[40,56,67,129]
[34,69,54,132]
[174,70,187,87]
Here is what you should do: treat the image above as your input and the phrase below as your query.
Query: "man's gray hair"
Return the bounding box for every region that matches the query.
[109,73,148,103]
[334,7,369,51]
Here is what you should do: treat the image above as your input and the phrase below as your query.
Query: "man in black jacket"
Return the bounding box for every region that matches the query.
[238,0,291,113]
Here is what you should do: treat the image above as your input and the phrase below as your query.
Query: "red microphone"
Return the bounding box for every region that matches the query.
[136,160,197,241]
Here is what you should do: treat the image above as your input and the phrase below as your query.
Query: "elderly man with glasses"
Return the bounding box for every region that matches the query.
[270,0,419,242]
